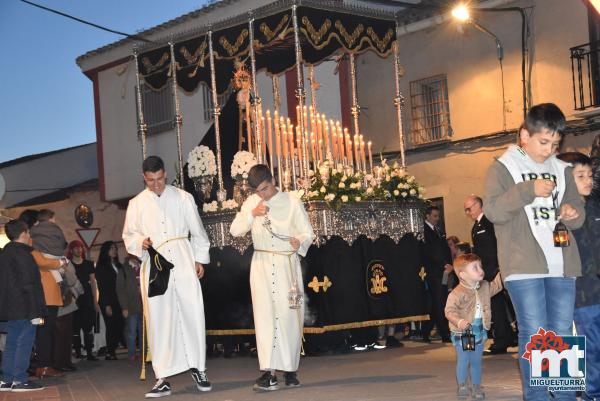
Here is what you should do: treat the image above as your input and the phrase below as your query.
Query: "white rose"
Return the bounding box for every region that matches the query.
[410,188,416,195]
[401,191,407,197]
[325,193,336,201]
[355,196,361,202]
[393,190,400,196]
[242,172,248,179]
[320,186,326,193]
[366,187,374,194]
[339,182,346,189]
[341,175,347,182]
[341,195,348,202]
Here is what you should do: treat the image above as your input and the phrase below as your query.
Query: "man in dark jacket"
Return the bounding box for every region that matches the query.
[0,220,47,392]
[464,195,515,354]
[421,205,452,342]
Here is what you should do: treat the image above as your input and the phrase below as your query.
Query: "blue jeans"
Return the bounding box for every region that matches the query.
[454,341,484,385]
[574,304,600,399]
[1,320,37,383]
[126,313,142,358]
[505,277,576,401]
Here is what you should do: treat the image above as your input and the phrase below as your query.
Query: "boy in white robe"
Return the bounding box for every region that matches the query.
[230,164,314,391]
[122,156,212,398]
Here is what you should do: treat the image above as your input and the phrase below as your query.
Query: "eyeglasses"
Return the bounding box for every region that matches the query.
[464,203,477,213]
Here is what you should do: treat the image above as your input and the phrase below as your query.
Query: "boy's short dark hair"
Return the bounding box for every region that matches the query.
[37,209,55,222]
[523,103,566,136]
[6,219,28,241]
[456,242,472,255]
[557,152,592,167]
[18,209,39,228]
[425,205,439,216]
[248,164,273,189]
[142,156,165,173]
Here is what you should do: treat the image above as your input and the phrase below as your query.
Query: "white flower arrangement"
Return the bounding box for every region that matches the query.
[221,199,239,210]
[231,151,257,179]
[203,201,218,213]
[202,199,239,213]
[187,145,216,178]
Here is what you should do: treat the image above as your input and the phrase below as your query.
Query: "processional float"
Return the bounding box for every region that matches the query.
[130,0,430,338]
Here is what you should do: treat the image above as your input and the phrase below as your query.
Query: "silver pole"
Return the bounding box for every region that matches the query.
[349,53,362,173]
[292,5,309,187]
[248,14,263,163]
[392,31,406,169]
[208,30,227,202]
[169,41,185,187]
[272,75,282,188]
[133,48,148,161]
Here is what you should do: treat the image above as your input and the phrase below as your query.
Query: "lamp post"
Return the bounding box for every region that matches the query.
[452,3,529,120]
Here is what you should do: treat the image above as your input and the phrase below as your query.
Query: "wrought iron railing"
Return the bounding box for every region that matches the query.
[571,41,600,110]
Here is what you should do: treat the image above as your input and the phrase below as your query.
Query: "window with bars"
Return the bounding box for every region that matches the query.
[136,83,174,136]
[409,75,452,146]
[201,84,234,123]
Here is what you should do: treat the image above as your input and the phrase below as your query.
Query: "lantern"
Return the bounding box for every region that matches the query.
[553,221,570,247]
[461,327,476,351]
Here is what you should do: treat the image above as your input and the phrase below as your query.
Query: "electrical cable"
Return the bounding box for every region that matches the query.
[18,0,153,43]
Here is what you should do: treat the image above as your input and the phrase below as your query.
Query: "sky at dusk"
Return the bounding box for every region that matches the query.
[0,0,212,163]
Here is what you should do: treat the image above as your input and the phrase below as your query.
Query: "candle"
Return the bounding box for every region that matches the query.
[275,119,281,160]
[368,141,373,174]
[296,127,303,177]
[261,116,267,162]
[360,140,366,173]
[344,128,353,167]
[246,107,253,154]
[303,106,308,137]
[331,130,337,162]
[310,132,316,165]
[353,134,359,170]
[316,115,322,161]
[282,118,288,160]
[322,114,330,160]
[267,111,273,163]
[337,123,344,162]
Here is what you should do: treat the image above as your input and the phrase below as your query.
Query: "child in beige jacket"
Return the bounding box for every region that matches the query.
[445,254,503,400]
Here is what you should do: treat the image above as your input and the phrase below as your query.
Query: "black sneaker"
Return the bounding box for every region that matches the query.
[284,372,300,387]
[0,381,13,392]
[190,368,212,392]
[11,381,45,392]
[253,371,279,391]
[145,380,171,398]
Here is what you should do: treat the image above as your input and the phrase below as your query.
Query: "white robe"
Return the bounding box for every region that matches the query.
[230,191,314,372]
[122,185,210,379]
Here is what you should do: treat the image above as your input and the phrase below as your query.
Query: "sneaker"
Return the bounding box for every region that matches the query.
[457,383,469,398]
[145,380,171,398]
[0,381,13,392]
[11,381,45,392]
[190,368,212,392]
[284,372,300,387]
[253,371,279,391]
[471,384,485,400]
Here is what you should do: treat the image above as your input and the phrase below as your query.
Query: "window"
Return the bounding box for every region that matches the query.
[136,83,174,136]
[201,84,234,123]
[409,75,452,146]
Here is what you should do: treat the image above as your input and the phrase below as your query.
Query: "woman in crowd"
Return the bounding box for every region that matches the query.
[69,240,100,361]
[95,241,124,360]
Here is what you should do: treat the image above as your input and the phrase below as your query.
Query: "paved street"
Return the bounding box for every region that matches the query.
[0,340,526,401]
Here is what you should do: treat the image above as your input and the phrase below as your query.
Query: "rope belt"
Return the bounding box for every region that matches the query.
[140,236,187,380]
[253,248,305,357]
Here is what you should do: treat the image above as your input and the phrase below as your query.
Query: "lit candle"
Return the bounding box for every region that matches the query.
[331,128,337,162]
[246,107,253,154]
[296,127,303,176]
[368,141,373,174]
[310,132,316,165]
[322,114,330,160]
[318,139,323,163]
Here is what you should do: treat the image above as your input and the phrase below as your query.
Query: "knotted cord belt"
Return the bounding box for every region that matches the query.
[254,249,305,357]
[140,236,187,380]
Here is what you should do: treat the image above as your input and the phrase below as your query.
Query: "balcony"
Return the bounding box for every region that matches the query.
[571,41,600,111]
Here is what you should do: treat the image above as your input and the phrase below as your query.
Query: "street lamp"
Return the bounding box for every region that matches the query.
[451,3,529,120]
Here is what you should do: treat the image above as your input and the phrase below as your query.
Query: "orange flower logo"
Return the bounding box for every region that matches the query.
[522,328,570,372]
